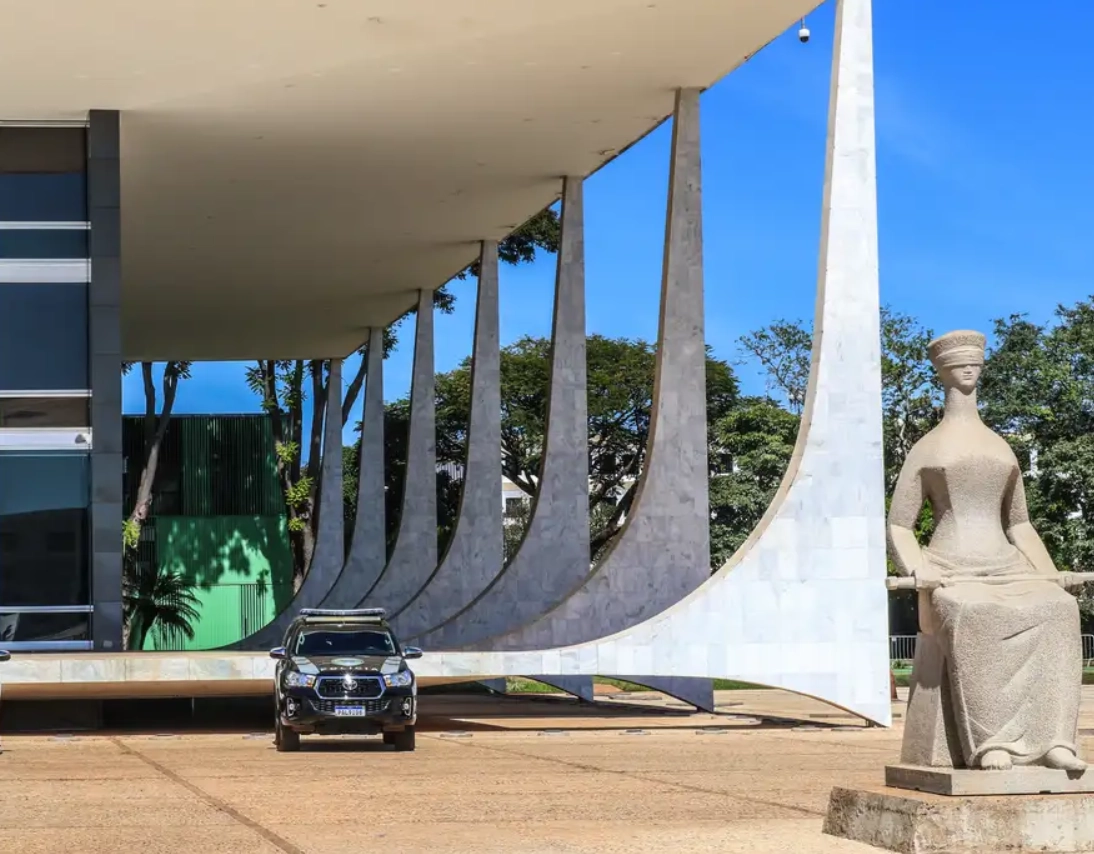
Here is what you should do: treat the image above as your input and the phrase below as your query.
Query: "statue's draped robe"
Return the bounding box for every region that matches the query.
[927,544,1082,766]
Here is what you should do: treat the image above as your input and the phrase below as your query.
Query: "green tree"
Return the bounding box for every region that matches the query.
[708,397,799,568]
[739,307,942,496]
[979,305,1094,621]
[390,334,741,565]
[121,555,200,651]
[120,360,193,649]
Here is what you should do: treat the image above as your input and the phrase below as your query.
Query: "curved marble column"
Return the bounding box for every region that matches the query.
[419,0,890,725]
[414,178,589,649]
[360,291,438,613]
[321,327,385,609]
[392,242,503,636]
[484,88,710,653]
[236,360,345,649]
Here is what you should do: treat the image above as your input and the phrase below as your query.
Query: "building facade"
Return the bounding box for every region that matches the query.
[0,117,121,651]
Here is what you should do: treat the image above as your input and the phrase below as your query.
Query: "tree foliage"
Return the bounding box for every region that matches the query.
[739,307,942,494]
[119,359,194,648]
[743,299,1094,629]
[360,334,758,568]
[708,397,799,568]
[980,303,1094,620]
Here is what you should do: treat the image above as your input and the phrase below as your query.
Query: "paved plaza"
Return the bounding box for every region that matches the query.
[4,688,1091,854]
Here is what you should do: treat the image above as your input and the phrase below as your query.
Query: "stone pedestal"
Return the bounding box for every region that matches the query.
[824,785,1094,853]
[886,764,1094,797]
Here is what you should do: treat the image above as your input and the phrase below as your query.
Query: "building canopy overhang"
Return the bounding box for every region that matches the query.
[0,0,818,360]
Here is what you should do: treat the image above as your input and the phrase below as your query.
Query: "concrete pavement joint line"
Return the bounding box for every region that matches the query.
[108,738,306,854]
[761,733,896,756]
[427,734,824,818]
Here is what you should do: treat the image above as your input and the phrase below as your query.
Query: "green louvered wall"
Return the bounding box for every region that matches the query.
[122,415,294,650]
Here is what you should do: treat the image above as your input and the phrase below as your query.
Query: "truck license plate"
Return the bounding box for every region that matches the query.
[334,706,366,717]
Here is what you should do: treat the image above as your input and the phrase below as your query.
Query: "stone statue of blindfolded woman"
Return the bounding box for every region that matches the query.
[888,329,1085,772]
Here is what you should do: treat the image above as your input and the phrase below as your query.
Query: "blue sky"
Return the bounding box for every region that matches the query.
[125,0,1094,439]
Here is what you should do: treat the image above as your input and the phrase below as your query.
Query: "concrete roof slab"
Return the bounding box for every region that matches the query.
[0,0,818,359]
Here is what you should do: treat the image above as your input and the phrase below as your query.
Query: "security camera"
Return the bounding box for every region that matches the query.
[798,23,811,43]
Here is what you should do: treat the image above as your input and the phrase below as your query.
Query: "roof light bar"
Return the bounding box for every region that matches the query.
[298,608,387,618]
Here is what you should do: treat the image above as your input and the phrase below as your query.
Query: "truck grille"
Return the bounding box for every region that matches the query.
[312,699,389,715]
[315,675,384,699]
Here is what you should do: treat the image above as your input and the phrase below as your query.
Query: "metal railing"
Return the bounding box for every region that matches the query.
[891,634,1094,665]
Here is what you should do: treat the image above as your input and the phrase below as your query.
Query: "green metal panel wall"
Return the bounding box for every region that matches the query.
[142,515,295,651]
[123,414,284,517]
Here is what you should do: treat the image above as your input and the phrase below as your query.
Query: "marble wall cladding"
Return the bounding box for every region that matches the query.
[322,327,386,609]
[393,243,503,637]
[414,178,589,649]
[234,360,345,649]
[419,0,889,725]
[361,291,438,613]
[485,90,711,653]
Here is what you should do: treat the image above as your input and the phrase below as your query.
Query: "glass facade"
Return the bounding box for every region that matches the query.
[0,284,89,390]
[0,126,92,649]
[0,396,90,429]
[0,452,90,606]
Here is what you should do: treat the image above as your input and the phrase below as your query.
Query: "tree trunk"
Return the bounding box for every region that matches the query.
[129,609,149,653]
[123,363,183,649]
[588,478,639,560]
[127,364,180,526]
[342,348,368,426]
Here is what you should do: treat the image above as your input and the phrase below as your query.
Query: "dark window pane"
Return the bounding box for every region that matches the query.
[0,610,89,643]
[0,127,86,174]
[0,396,89,428]
[0,451,89,607]
[0,284,88,391]
[0,174,87,222]
[0,229,88,258]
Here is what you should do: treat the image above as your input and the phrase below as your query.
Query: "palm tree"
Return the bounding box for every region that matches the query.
[122,556,201,651]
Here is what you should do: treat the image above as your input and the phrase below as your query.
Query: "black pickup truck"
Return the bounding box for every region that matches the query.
[270,608,422,752]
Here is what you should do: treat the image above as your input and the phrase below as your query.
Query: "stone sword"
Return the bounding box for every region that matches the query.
[886,572,1094,591]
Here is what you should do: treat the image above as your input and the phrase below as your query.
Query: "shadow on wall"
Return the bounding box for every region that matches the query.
[141,516,295,649]
[157,516,295,608]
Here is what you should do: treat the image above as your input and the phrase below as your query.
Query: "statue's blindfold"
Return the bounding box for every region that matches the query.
[931,346,984,369]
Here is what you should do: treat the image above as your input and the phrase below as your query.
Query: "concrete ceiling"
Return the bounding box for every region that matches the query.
[0,0,821,360]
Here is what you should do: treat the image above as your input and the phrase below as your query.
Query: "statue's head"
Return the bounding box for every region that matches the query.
[928,329,985,393]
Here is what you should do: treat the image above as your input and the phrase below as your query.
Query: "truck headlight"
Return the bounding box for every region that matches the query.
[384,670,414,688]
[283,671,317,689]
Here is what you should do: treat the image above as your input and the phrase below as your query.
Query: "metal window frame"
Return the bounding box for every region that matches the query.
[0,119,89,128]
[0,606,94,651]
[0,429,92,451]
[0,259,90,283]
[0,389,91,398]
[0,221,89,230]
[2,641,94,651]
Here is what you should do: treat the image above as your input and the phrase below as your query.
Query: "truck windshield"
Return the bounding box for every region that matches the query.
[295,628,397,657]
